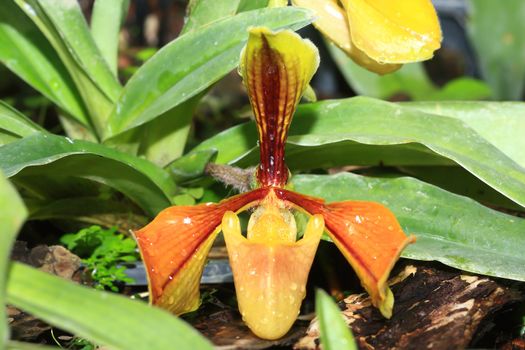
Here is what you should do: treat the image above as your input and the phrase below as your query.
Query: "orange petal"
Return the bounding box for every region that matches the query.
[275,189,414,317]
[240,27,319,187]
[291,0,400,74]
[134,188,269,314]
[222,210,324,340]
[342,0,442,64]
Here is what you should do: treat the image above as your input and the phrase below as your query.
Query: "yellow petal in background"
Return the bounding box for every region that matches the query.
[222,210,324,340]
[342,0,442,64]
[291,0,400,74]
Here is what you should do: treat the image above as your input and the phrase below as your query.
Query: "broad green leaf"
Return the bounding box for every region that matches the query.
[0,101,43,145]
[0,133,175,216]
[7,341,58,350]
[21,0,122,100]
[181,128,451,171]
[191,97,525,207]
[329,44,490,101]
[315,289,357,350]
[91,0,129,75]
[181,0,241,35]
[0,171,27,347]
[105,7,313,138]
[329,44,435,100]
[167,149,217,183]
[403,101,525,169]
[237,0,269,12]
[428,78,491,101]
[59,114,98,142]
[15,0,121,136]
[127,0,246,165]
[467,0,525,100]
[399,166,522,210]
[107,92,205,167]
[0,0,89,125]
[292,172,525,281]
[137,95,201,166]
[7,263,213,350]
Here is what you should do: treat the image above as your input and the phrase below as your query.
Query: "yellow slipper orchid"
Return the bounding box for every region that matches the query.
[135,27,414,340]
[292,0,441,74]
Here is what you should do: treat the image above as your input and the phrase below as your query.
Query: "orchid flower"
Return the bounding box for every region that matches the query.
[291,0,442,74]
[135,27,414,340]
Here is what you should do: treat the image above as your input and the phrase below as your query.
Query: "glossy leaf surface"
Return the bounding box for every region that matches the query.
[181,0,241,34]
[0,1,89,124]
[105,7,313,138]
[7,263,213,350]
[403,101,525,169]
[7,342,58,350]
[292,173,525,281]
[20,0,121,100]
[0,101,43,145]
[91,0,129,75]
[316,289,357,350]
[0,172,27,348]
[15,0,120,135]
[0,133,174,216]
[190,97,525,207]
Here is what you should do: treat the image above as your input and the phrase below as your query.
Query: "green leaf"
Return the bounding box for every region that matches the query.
[181,0,241,35]
[402,101,525,169]
[315,289,357,350]
[0,171,27,347]
[191,97,525,207]
[399,166,522,210]
[329,44,491,101]
[7,263,213,350]
[121,0,246,165]
[105,7,313,138]
[467,0,525,100]
[15,0,122,136]
[0,133,175,216]
[90,0,129,75]
[167,149,217,183]
[237,0,269,12]
[428,78,492,101]
[329,44,435,100]
[292,172,525,281]
[104,97,200,167]
[7,341,59,350]
[0,101,44,145]
[0,0,90,125]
